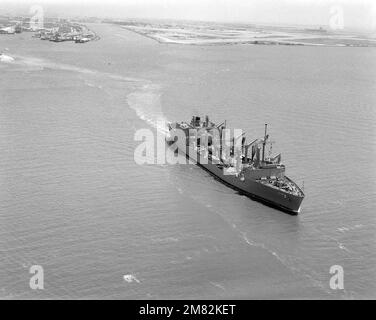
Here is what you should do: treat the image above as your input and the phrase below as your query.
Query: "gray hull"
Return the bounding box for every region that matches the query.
[171,141,303,214]
[200,162,303,214]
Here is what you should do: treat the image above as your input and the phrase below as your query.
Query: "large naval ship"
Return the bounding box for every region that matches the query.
[166,116,305,214]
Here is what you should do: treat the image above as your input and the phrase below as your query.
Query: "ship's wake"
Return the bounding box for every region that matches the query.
[7,54,144,83]
[5,53,170,136]
[3,54,168,131]
[126,84,170,135]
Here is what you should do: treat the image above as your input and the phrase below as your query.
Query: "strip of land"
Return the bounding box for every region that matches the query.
[111,20,376,47]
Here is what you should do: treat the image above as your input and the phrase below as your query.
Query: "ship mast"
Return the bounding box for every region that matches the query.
[262,124,268,162]
[218,120,226,162]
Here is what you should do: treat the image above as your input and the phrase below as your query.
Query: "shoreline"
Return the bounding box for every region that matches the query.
[115,22,376,48]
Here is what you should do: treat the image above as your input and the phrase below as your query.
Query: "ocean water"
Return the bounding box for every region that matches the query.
[0,23,375,299]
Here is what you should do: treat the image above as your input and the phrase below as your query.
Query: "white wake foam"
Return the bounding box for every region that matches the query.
[0,54,15,63]
[123,274,140,283]
[127,84,169,134]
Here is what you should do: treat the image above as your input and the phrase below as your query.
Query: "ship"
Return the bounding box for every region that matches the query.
[166,116,305,214]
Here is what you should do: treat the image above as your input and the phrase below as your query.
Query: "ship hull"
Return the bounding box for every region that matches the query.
[199,162,303,214]
[167,138,303,214]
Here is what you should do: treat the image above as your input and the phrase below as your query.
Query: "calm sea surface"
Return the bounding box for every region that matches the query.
[0,23,375,299]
